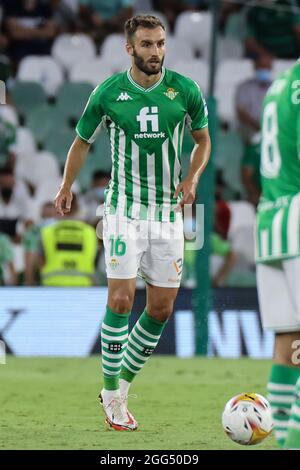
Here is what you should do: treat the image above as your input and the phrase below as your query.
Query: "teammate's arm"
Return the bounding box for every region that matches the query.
[54,136,90,216]
[174,127,211,207]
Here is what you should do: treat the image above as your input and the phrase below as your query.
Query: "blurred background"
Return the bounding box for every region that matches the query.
[0,0,298,359]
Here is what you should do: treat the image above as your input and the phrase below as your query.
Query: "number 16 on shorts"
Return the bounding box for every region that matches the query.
[109,236,126,256]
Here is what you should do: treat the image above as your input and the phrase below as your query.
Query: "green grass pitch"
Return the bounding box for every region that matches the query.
[0,356,277,450]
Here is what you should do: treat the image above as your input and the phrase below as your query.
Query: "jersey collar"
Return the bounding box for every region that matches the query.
[127,67,165,92]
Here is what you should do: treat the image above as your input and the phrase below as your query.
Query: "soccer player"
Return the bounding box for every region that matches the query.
[256,62,300,449]
[55,15,210,431]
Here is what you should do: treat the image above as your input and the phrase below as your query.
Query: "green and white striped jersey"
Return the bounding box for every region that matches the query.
[76,67,208,221]
[256,61,300,262]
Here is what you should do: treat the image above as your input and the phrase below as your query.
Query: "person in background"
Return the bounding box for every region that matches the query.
[79,0,134,46]
[38,194,98,287]
[23,201,59,286]
[2,0,58,66]
[245,0,300,59]
[0,231,17,285]
[235,55,273,145]
[82,170,110,225]
[210,232,236,288]
[0,113,16,170]
[182,199,236,288]
[236,56,271,206]
[241,135,261,207]
[0,166,34,242]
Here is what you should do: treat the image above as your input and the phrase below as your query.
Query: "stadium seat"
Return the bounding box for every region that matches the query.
[0,104,19,126]
[44,127,75,165]
[11,81,47,121]
[56,82,94,122]
[89,131,112,172]
[100,34,130,72]
[27,105,68,145]
[51,33,97,73]
[32,151,61,184]
[76,130,112,190]
[174,11,212,55]
[170,59,208,95]
[216,59,253,124]
[163,35,195,68]
[14,127,38,184]
[273,59,295,77]
[17,56,64,97]
[13,126,36,159]
[202,36,243,62]
[34,178,62,206]
[69,58,113,86]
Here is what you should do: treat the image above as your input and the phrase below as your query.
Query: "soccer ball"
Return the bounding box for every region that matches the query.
[222,393,273,446]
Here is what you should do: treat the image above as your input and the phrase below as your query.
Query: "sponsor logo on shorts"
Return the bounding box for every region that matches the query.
[173,258,183,275]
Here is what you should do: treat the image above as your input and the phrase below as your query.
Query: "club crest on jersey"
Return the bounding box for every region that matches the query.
[164,87,178,100]
[109,258,119,270]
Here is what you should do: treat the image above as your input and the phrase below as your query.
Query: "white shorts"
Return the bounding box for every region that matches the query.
[256,257,300,332]
[103,213,184,288]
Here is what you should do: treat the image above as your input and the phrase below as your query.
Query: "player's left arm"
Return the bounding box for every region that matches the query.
[174,126,211,207]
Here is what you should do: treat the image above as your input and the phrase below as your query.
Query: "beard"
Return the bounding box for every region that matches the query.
[132,48,164,76]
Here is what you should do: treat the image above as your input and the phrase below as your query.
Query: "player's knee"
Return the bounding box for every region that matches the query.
[274,332,300,366]
[148,304,174,322]
[109,293,133,314]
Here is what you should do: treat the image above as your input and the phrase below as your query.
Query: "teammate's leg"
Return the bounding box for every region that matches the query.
[119,284,178,396]
[282,258,300,449]
[257,261,300,448]
[285,375,300,449]
[269,333,300,448]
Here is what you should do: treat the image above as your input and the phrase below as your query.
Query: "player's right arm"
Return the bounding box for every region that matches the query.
[54,136,90,216]
[55,85,105,216]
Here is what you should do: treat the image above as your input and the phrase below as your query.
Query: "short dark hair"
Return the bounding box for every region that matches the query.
[92,170,110,181]
[125,15,165,42]
[0,166,13,176]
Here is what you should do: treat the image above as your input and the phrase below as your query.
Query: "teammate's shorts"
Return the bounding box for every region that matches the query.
[103,212,184,288]
[256,257,300,332]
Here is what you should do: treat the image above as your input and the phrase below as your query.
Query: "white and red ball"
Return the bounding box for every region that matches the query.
[222,393,273,445]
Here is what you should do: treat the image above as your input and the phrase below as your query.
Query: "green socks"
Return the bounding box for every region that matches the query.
[267,364,300,448]
[120,309,167,383]
[101,306,130,390]
[285,376,300,449]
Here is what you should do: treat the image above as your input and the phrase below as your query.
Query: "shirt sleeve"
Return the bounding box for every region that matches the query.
[76,87,105,144]
[186,80,208,131]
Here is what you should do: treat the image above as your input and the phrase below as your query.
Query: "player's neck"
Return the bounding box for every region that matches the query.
[130,65,162,89]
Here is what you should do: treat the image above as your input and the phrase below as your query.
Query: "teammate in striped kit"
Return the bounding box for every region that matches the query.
[256,61,300,449]
[55,15,210,431]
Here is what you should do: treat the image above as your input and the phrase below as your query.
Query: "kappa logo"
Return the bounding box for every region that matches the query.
[117,92,132,101]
